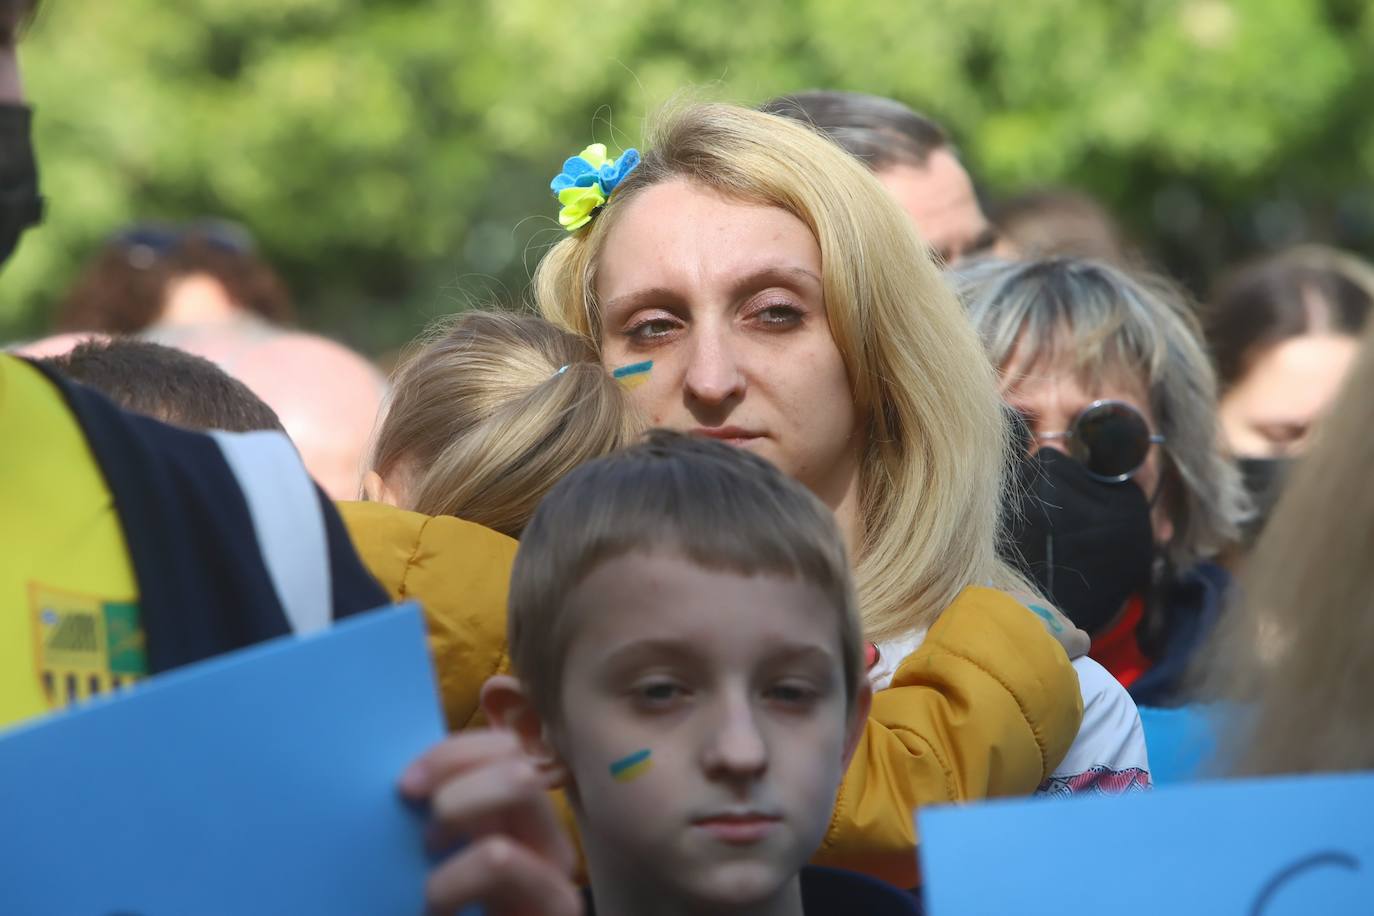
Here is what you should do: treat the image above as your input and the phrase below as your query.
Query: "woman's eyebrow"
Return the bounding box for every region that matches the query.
[729,266,822,297]
[604,266,822,315]
[602,286,684,316]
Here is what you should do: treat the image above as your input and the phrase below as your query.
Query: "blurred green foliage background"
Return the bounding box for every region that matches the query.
[3,0,1372,352]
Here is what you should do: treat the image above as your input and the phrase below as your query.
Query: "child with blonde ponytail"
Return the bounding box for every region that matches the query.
[361,310,638,536]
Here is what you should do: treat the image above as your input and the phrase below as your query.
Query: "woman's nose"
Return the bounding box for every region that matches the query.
[683,328,746,408]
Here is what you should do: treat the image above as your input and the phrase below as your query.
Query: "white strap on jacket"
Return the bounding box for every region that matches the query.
[209,430,331,637]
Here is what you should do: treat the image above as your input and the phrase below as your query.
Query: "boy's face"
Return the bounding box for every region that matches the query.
[554,550,862,909]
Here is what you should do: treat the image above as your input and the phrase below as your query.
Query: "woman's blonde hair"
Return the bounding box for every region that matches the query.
[1199,321,1374,775]
[950,257,1249,569]
[366,310,639,538]
[534,101,1023,641]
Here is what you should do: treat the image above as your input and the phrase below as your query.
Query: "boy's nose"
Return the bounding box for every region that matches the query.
[701,695,768,782]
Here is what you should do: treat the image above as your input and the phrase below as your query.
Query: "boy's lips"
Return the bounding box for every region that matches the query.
[691,811,782,845]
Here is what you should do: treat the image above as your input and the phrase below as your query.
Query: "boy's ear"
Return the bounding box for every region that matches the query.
[841,681,873,769]
[480,675,569,788]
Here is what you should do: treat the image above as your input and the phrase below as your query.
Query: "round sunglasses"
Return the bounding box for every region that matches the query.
[1011,399,1166,483]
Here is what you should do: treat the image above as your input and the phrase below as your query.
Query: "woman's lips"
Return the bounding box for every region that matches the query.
[691,813,781,845]
[691,427,764,447]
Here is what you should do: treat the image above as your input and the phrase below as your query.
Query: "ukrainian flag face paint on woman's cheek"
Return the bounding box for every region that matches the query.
[609,748,653,782]
[612,360,653,390]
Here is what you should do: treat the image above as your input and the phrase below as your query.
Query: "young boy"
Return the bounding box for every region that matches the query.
[405,430,919,915]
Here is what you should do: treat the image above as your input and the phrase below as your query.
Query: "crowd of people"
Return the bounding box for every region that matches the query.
[4,1,1373,913]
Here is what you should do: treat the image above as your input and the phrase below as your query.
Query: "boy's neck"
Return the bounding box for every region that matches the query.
[587,875,805,916]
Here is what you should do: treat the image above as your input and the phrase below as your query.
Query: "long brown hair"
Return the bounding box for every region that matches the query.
[1199,320,1374,775]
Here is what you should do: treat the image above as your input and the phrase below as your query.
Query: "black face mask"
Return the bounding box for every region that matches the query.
[1237,456,1292,546]
[0,104,44,268]
[1001,448,1156,637]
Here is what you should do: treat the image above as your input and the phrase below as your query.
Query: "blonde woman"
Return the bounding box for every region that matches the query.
[349,105,1082,893]
[530,101,1084,883]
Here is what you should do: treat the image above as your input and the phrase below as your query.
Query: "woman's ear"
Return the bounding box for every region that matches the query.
[480,675,569,788]
[842,681,873,769]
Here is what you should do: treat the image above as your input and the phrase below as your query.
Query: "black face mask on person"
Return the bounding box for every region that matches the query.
[1236,456,1292,546]
[0,104,43,267]
[1001,448,1157,637]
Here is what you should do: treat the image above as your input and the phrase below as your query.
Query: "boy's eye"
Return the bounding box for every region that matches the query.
[632,680,688,707]
[764,682,819,707]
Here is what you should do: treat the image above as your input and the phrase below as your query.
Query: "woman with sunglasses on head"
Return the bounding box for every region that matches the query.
[952,257,1250,709]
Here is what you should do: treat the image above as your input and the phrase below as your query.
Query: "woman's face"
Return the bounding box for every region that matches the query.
[1000,340,1173,544]
[1218,333,1361,459]
[593,179,862,517]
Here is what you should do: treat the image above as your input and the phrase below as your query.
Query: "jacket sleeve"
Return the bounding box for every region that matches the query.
[810,586,1084,887]
[337,501,518,731]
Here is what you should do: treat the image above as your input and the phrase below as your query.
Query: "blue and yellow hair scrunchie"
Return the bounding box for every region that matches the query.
[549,143,641,231]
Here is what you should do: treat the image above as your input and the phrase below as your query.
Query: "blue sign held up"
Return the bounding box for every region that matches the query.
[0,603,453,915]
[919,771,1372,915]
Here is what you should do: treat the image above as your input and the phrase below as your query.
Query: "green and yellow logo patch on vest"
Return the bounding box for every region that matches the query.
[30,585,146,708]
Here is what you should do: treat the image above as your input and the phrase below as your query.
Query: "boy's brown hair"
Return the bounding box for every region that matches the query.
[508,429,865,722]
[40,337,284,433]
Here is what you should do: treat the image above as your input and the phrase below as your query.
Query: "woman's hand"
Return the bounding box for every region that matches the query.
[400,730,582,916]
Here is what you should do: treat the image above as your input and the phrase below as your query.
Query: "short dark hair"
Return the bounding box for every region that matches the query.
[0,0,40,43]
[39,338,284,433]
[508,430,864,723]
[760,89,951,172]
[1205,254,1373,391]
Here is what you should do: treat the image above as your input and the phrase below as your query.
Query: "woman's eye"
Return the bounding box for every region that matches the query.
[625,318,680,343]
[751,303,803,328]
[1260,422,1307,445]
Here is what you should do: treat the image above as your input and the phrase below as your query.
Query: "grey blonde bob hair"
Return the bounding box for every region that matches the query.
[950,257,1248,568]
[536,101,1027,641]
[366,310,640,538]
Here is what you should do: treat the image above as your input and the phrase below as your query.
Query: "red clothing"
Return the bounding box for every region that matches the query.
[1090,595,1151,689]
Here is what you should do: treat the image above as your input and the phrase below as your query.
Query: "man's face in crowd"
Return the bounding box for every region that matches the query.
[875,149,998,265]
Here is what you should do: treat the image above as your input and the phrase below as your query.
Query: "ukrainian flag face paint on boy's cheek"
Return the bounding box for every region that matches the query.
[609,748,653,782]
[612,360,653,390]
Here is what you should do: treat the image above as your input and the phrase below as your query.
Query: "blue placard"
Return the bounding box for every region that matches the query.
[919,771,1373,915]
[0,603,447,915]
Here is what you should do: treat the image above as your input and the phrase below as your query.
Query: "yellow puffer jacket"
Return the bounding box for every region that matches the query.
[337,500,517,731]
[340,500,1083,888]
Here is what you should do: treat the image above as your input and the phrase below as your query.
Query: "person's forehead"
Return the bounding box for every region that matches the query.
[597,180,820,293]
[1001,343,1151,409]
[1227,334,1360,420]
[876,152,987,245]
[563,550,843,656]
